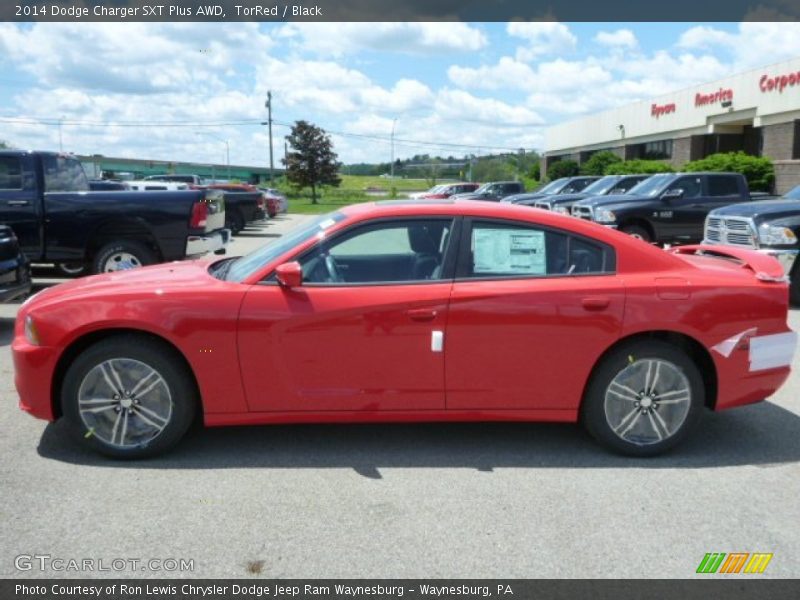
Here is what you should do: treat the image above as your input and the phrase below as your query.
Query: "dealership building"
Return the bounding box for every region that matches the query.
[543,57,800,194]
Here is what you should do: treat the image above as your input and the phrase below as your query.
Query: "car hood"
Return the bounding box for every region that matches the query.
[546,192,590,205]
[710,199,800,221]
[452,193,490,200]
[504,192,548,203]
[574,193,643,208]
[25,260,217,309]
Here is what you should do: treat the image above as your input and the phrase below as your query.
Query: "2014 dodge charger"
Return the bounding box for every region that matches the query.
[12,200,798,458]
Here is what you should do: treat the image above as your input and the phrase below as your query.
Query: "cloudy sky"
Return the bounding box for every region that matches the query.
[1,21,799,167]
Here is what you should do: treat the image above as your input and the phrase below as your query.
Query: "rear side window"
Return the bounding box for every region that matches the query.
[707,175,740,197]
[42,155,89,193]
[0,156,23,189]
[463,221,614,278]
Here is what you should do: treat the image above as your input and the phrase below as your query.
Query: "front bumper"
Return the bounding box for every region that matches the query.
[760,248,798,277]
[186,228,231,258]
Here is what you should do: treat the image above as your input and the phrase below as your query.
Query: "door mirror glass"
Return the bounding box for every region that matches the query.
[662,188,684,201]
[276,261,303,288]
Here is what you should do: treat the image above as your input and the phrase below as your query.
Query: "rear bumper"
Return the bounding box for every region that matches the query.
[0,257,32,303]
[185,228,231,258]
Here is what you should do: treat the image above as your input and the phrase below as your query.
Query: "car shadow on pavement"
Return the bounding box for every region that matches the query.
[0,318,13,346]
[36,401,800,475]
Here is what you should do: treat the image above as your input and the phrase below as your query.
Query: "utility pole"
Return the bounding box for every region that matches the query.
[265,92,274,183]
[390,117,397,179]
[57,117,64,152]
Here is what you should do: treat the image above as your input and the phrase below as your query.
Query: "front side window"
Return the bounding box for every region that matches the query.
[668,176,702,199]
[0,156,23,190]
[300,219,454,284]
[464,221,613,278]
[42,155,89,193]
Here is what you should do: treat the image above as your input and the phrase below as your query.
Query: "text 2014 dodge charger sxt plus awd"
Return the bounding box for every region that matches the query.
[13,200,797,458]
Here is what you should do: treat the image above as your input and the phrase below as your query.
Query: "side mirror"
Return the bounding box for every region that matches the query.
[661,188,684,201]
[275,261,303,288]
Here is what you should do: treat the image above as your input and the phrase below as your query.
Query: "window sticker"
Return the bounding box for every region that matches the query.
[473,228,546,275]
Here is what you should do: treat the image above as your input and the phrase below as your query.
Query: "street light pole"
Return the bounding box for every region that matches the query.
[390,117,398,179]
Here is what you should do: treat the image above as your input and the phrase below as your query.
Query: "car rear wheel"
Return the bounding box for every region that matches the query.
[620,224,652,242]
[92,240,157,274]
[582,340,703,456]
[61,335,196,459]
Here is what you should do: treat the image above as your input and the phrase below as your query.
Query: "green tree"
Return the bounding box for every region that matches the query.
[547,159,579,180]
[473,157,516,182]
[283,120,341,204]
[0,140,9,149]
[580,151,622,176]
[605,159,674,175]
[683,151,774,192]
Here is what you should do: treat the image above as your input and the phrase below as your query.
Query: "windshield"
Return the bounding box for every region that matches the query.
[534,178,567,195]
[786,185,800,200]
[427,185,445,193]
[581,176,620,195]
[626,174,674,197]
[225,212,346,282]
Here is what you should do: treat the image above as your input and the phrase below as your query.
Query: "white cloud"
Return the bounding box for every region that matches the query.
[507,22,577,61]
[278,22,487,57]
[447,57,536,91]
[594,29,638,49]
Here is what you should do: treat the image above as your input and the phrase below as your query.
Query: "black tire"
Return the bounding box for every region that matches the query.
[790,265,800,307]
[92,240,157,274]
[581,340,704,457]
[55,262,87,277]
[620,224,652,243]
[226,210,245,235]
[61,335,197,459]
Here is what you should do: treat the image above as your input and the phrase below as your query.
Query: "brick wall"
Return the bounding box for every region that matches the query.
[774,160,800,195]
[761,122,796,161]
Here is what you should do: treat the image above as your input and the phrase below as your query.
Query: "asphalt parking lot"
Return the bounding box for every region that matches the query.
[1,213,799,579]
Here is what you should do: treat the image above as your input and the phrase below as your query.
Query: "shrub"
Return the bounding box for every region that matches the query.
[683,151,774,192]
[605,160,674,175]
[580,151,622,176]
[547,159,579,180]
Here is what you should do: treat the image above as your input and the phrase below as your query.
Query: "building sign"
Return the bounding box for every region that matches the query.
[651,102,676,118]
[760,70,800,93]
[695,88,734,107]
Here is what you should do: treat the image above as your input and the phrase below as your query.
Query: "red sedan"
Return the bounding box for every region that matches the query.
[12,200,797,458]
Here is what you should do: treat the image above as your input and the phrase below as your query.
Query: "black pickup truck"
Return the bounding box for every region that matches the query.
[0,151,229,275]
[502,176,601,205]
[528,174,650,214]
[0,224,31,302]
[570,172,770,244]
[704,185,800,304]
[451,181,525,202]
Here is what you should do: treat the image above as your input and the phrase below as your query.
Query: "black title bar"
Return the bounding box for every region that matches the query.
[4,0,800,22]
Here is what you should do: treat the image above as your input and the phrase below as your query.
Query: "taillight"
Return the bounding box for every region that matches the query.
[190,201,208,228]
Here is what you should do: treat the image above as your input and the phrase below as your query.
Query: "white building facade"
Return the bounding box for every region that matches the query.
[543,57,800,193]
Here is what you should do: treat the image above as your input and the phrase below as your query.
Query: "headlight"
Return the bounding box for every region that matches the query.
[595,209,616,223]
[758,223,798,246]
[554,206,570,215]
[24,315,40,345]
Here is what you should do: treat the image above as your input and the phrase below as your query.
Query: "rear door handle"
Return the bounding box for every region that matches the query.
[406,308,438,322]
[582,296,610,310]
[7,200,29,206]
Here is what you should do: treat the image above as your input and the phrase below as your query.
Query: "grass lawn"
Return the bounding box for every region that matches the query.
[339,174,450,192]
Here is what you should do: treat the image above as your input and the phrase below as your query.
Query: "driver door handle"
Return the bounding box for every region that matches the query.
[581,296,610,310]
[406,308,438,322]
[7,200,29,206]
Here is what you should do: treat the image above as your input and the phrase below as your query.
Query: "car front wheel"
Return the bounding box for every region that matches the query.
[61,335,196,459]
[582,340,703,456]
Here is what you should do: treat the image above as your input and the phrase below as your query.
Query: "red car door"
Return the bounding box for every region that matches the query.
[237,218,457,413]
[445,218,625,412]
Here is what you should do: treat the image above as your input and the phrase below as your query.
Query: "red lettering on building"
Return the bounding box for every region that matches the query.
[760,71,800,93]
[694,88,734,107]
[651,102,676,118]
